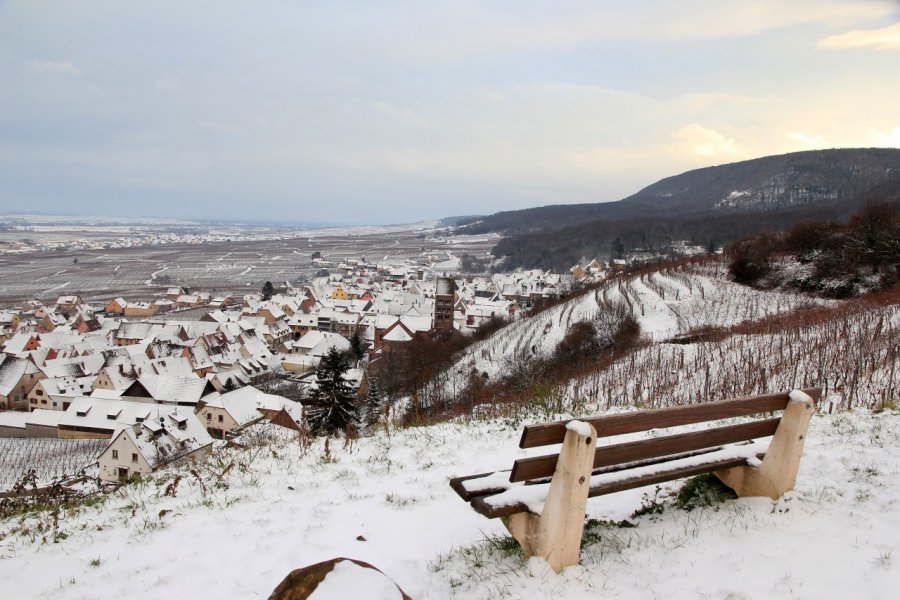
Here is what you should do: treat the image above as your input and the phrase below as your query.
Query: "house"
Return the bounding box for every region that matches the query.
[330,311,361,338]
[2,332,41,356]
[0,355,45,410]
[281,331,350,374]
[105,298,128,315]
[92,364,137,392]
[287,313,318,337]
[195,386,292,438]
[373,314,432,352]
[97,409,213,483]
[292,330,350,357]
[73,315,102,334]
[122,374,218,407]
[114,322,156,345]
[166,287,188,301]
[40,353,104,379]
[330,284,349,300]
[153,299,175,313]
[40,311,68,331]
[257,304,286,325]
[0,409,63,438]
[201,310,231,324]
[208,368,250,391]
[27,375,94,412]
[234,357,273,384]
[256,319,291,351]
[58,397,172,439]
[56,295,83,315]
[175,294,204,308]
[123,302,159,318]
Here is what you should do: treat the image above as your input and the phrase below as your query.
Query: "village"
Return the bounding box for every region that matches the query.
[0,252,616,488]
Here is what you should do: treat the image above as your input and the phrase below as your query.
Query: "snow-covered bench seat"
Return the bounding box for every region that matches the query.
[450,388,821,572]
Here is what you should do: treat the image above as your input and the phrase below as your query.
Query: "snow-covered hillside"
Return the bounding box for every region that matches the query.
[1,412,897,599]
[432,260,831,402]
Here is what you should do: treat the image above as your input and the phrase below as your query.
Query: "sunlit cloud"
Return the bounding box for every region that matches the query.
[788,132,828,148]
[671,124,741,158]
[817,22,900,50]
[872,127,900,147]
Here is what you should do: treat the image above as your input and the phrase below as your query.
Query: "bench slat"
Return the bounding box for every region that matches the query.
[510,418,780,482]
[519,388,821,448]
[471,454,760,519]
[451,447,730,503]
[449,471,511,502]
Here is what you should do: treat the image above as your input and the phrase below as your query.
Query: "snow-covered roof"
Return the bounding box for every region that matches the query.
[110,409,214,470]
[383,327,413,342]
[0,355,42,395]
[130,373,215,405]
[0,411,28,429]
[36,375,94,398]
[60,397,161,432]
[294,331,351,357]
[27,408,64,428]
[201,386,289,427]
[2,332,38,355]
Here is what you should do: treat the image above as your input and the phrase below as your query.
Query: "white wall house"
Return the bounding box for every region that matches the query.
[97,409,213,483]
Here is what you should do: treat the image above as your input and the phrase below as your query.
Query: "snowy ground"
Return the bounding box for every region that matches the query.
[1,409,897,599]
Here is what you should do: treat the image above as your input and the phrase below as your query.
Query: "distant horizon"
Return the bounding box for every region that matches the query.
[0,210,346,229]
[4,146,898,227]
[2,1,898,223]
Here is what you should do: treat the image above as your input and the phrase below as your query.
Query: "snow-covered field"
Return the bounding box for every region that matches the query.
[1,409,898,599]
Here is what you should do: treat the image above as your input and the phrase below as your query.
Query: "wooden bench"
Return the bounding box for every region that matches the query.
[450,388,821,573]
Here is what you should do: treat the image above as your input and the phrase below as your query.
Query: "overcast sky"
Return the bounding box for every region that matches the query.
[1,1,899,225]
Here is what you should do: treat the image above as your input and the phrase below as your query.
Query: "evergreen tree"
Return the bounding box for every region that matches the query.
[307,347,359,435]
[223,377,236,392]
[365,377,382,427]
[261,281,275,301]
[350,333,364,360]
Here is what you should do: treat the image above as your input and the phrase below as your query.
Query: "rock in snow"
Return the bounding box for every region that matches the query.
[268,557,412,600]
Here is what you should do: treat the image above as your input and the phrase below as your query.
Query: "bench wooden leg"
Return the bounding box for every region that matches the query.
[714,395,815,500]
[500,422,597,574]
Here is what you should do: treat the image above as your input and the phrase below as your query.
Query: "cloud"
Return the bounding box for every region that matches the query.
[817,22,900,50]
[670,124,741,157]
[788,131,828,147]
[872,127,900,147]
[374,102,429,129]
[29,60,82,76]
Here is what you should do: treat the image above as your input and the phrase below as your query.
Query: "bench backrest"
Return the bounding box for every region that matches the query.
[510,388,822,484]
